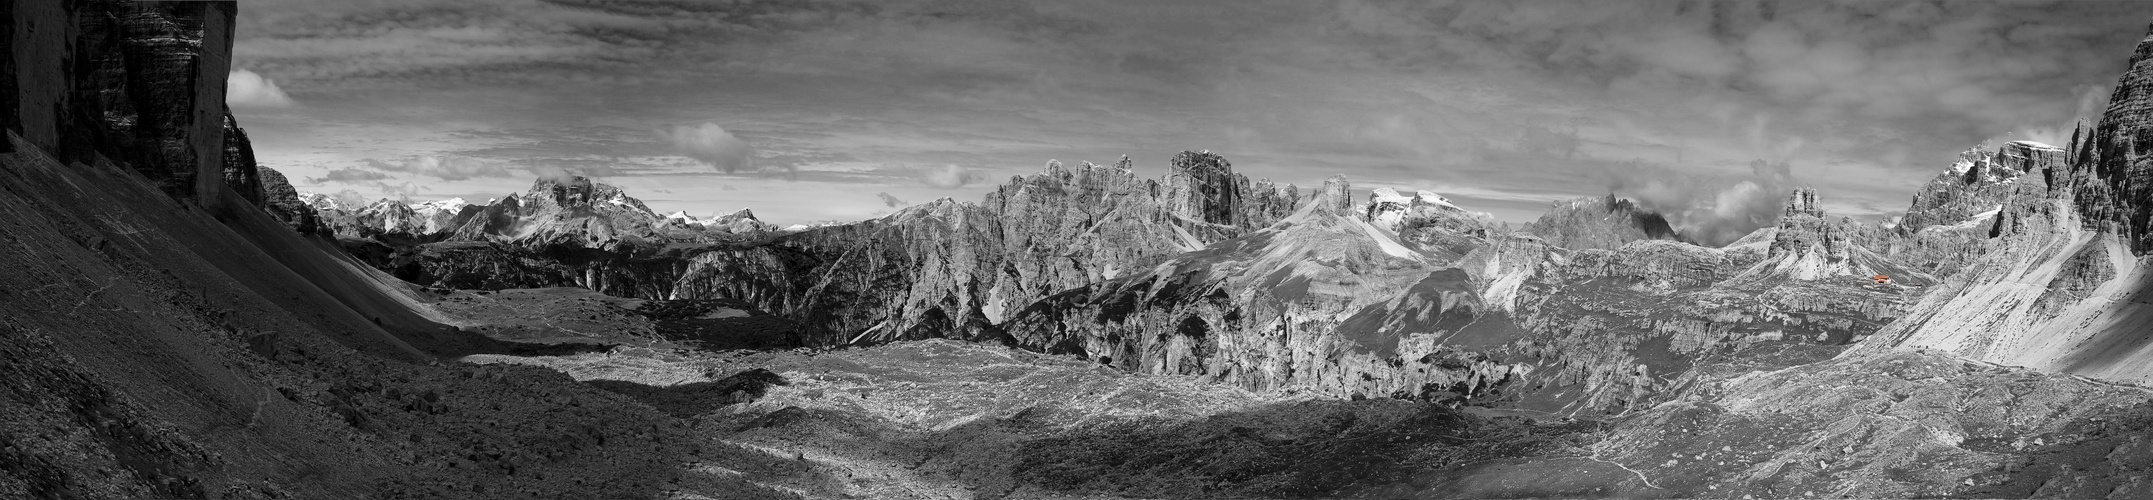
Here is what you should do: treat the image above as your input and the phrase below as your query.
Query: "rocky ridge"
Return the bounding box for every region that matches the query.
[1863,24,2153,385]
[1522,195,1683,251]
[1002,175,1528,400]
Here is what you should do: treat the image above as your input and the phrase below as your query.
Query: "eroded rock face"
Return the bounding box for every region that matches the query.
[1879,141,2061,278]
[2075,26,2153,254]
[1523,195,1682,251]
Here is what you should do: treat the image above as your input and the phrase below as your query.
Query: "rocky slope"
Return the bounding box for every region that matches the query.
[1001,176,1528,400]
[1485,188,1936,417]
[1863,24,2153,385]
[2,4,697,497]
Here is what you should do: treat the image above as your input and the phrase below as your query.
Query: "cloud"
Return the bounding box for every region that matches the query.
[661,122,755,174]
[361,155,512,180]
[328,189,370,208]
[1604,158,1796,246]
[876,192,908,208]
[916,164,983,188]
[231,0,2153,226]
[374,181,427,202]
[306,168,392,184]
[226,69,295,107]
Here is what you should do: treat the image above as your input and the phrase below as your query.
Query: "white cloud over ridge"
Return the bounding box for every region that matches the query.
[226,69,294,107]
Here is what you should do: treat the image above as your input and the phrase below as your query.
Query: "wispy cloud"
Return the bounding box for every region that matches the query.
[361,155,512,181]
[306,167,391,184]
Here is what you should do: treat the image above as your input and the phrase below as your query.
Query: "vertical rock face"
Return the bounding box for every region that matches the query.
[219,108,262,204]
[1165,150,1240,225]
[1311,175,1352,215]
[1522,195,1682,250]
[2075,26,2153,254]
[44,2,236,200]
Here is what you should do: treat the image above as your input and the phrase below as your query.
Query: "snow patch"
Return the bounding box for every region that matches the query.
[1922,205,2004,233]
[1348,217,1419,260]
[1170,223,1205,252]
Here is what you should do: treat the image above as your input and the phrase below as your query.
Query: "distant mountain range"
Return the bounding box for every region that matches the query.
[9,3,2153,497]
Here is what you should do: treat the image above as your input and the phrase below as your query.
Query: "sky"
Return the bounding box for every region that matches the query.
[228,0,2153,245]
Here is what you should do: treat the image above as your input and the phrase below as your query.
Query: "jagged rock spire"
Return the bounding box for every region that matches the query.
[1783,187,1823,218]
[1314,175,1352,215]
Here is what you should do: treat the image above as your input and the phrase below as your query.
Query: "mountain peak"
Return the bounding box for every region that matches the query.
[1783,187,1823,218]
[1522,195,1680,250]
[1313,175,1353,216]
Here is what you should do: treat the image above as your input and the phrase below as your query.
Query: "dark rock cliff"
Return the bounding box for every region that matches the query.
[2,2,688,498]
[12,1,235,200]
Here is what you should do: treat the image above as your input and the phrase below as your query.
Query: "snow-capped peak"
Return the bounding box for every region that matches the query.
[663,210,704,226]
[2007,140,2060,150]
[1412,190,1457,209]
[408,197,469,212]
[1370,187,1414,205]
